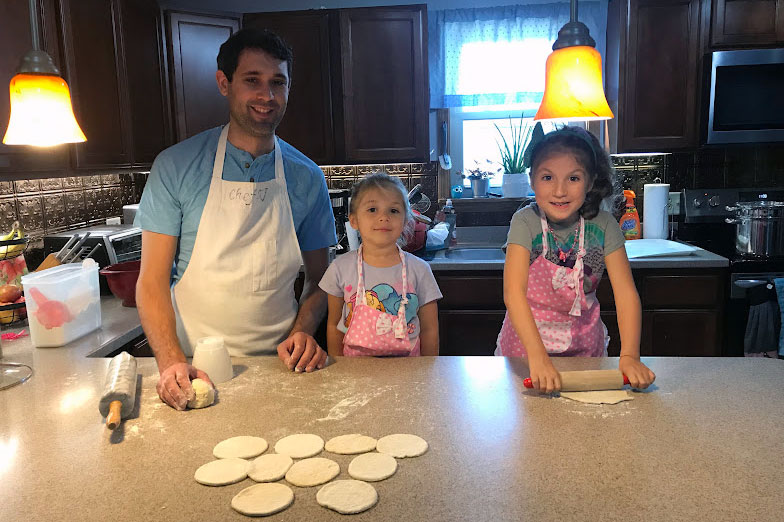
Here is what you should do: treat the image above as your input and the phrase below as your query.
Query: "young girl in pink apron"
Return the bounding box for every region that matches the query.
[319,173,442,356]
[496,125,655,393]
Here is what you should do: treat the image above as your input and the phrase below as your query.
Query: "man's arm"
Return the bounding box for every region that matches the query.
[276,248,330,372]
[136,230,212,410]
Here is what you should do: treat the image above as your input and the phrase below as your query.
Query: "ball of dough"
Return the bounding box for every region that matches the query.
[187,378,215,409]
[317,480,378,514]
[376,434,428,458]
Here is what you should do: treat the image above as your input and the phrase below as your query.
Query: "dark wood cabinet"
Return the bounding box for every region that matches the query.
[617,0,703,151]
[710,0,784,47]
[166,11,240,142]
[0,0,69,173]
[434,266,725,357]
[244,11,337,165]
[338,6,428,163]
[243,4,428,164]
[59,0,171,169]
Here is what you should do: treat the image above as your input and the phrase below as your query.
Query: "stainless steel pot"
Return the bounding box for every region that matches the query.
[725,201,784,257]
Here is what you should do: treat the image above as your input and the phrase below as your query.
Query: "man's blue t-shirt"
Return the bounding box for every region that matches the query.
[136,126,337,281]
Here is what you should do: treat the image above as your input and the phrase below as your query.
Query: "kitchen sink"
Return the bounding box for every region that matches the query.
[444,248,506,261]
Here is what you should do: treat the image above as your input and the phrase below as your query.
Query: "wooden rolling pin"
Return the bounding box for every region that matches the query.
[523,370,630,391]
[99,352,138,430]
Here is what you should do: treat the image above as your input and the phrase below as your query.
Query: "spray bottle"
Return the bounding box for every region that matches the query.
[620,190,641,240]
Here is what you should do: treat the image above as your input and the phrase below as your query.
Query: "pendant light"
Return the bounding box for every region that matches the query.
[535,0,613,121]
[3,0,86,147]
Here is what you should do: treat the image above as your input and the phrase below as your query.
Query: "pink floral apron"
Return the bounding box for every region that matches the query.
[496,213,607,357]
[343,246,419,357]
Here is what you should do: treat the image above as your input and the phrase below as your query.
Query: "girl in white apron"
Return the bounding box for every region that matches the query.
[497,125,655,393]
[318,173,442,356]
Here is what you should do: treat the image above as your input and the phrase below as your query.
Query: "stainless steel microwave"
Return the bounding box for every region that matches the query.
[707,48,784,145]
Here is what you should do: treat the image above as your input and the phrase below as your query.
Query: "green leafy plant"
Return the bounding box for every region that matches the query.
[494,116,534,174]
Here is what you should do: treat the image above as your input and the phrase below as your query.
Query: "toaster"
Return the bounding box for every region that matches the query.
[43,224,142,269]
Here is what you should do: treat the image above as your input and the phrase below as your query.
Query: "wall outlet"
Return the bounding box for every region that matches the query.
[667,192,682,215]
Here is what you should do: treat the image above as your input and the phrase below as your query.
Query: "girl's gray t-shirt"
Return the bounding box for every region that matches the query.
[319,250,442,337]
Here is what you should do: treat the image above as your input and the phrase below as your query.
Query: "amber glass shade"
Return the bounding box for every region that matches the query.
[3,73,86,146]
[535,45,613,122]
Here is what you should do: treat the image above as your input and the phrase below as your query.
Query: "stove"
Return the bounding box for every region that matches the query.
[679,188,784,356]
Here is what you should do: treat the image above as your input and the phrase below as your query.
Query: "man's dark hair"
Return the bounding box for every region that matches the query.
[217,28,293,82]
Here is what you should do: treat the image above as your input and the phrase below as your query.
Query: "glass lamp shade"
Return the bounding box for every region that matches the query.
[3,73,86,146]
[535,45,613,122]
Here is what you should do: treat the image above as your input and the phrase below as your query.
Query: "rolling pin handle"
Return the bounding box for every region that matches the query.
[623,375,630,386]
[106,400,122,430]
[523,378,533,389]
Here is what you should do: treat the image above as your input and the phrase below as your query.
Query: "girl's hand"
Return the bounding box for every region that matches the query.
[619,356,656,389]
[528,355,561,394]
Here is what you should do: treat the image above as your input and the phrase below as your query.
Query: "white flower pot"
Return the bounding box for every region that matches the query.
[502,173,530,198]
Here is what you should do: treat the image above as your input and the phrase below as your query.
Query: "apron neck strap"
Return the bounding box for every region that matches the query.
[355,245,409,319]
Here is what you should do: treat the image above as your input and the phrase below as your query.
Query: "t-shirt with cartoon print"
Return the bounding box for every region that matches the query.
[506,204,626,294]
[319,250,443,339]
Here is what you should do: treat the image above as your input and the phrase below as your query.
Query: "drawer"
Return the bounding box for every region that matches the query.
[435,275,504,310]
[641,275,722,308]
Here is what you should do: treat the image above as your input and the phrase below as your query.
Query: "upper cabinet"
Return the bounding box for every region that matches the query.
[243,5,429,164]
[710,0,784,47]
[166,11,240,142]
[60,0,172,169]
[611,0,703,152]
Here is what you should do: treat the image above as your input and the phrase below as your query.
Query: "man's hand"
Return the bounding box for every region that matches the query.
[277,332,327,373]
[156,362,214,410]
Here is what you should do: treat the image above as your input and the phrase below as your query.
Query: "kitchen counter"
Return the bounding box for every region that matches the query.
[2,351,784,521]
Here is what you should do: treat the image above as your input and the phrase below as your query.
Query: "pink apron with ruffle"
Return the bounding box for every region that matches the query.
[496,213,606,357]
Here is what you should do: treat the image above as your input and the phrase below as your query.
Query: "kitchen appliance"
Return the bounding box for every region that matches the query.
[122,204,139,224]
[328,189,351,254]
[707,48,784,145]
[725,201,784,258]
[679,187,784,356]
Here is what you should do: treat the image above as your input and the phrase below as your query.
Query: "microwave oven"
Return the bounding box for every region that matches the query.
[706,48,784,145]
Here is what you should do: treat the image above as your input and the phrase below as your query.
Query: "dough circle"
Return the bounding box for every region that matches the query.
[194,458,249,486]
[248,453,294,482]
[560,390,634,404]
[376,434,428,458]
[231,483,294,516]
[325,434,377,455]
[348,452,397,482]
[274,433,324,458]
[317,480,378,514]
[213,436,268,459]
[187,378,215,409]
[285,457,340,487]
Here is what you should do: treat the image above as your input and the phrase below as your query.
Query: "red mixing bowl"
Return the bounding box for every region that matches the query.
[100,260,140,307]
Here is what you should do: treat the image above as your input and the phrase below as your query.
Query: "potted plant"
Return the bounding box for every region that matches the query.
[462,159,499,198]
[495,116,534,198]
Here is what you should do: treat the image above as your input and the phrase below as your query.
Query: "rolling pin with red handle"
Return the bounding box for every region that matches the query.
[523,370,630,391]
[99,352,138,430]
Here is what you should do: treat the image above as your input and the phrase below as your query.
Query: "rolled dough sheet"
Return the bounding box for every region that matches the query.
[248,453,294,482]
[285,457,340,487]
[325,434,377,455]
[274,434,324,459]
[376,434,428,458]
[231,483,294,516]
[317,480,378,515]
[560,390,634,404]
[348,452,397,481]
[194,458,249,486]
[213,436,268,459]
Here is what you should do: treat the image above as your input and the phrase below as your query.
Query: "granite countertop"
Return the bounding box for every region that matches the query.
[2,349,784,521]
[426,227,729,270]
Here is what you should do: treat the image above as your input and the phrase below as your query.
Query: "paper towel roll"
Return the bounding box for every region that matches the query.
[643,184,670,239]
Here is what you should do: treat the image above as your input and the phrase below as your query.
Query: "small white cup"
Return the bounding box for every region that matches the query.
[192,336,233,384]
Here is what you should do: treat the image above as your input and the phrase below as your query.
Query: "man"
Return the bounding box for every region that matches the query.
[135,29,337,410]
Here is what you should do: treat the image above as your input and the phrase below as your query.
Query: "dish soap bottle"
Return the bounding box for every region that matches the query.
[620,190,641,240]
[442,199,457,247]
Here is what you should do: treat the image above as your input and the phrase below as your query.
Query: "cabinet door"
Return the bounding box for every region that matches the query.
[645,311,720,356]
[0,0,70,173]
[620,0,701,151]
[120,0,172,165]
[244,11,336,165]
[167,11,239,141]
[711,0,784,47]
[439,310,506,356]
[60,0,132,168]
[339,6,428,163]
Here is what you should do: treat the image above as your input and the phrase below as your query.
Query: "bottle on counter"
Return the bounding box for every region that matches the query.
[442,199,457,247]
[619,190,641,240]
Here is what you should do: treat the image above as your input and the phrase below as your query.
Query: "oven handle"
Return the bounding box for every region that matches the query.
[733,279,772,289]
[725,218,740,224]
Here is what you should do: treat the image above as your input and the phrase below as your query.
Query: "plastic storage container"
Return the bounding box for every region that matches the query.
[21,259,102,347]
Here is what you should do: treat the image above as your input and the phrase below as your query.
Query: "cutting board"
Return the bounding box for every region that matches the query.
[624,239,699,258]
